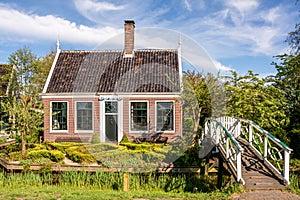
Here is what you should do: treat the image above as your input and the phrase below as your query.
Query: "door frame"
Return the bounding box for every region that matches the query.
[99,98,123,142]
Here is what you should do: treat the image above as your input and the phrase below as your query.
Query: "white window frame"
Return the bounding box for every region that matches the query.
[155,100,175,133]
[75,101,94,134]
[50,101,69,133]
[129,100,149,133]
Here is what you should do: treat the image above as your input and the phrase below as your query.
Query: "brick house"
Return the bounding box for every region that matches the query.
[40,20,183,143]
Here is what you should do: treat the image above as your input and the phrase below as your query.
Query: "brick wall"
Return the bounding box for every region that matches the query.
[43,96,182,142]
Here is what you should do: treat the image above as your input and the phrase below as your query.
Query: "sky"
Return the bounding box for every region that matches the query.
[0,0,299,76]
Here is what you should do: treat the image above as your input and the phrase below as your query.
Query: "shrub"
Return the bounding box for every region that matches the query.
[6,143,21,153]
[46,142,82,153]
[120,134,130,143]
[0,136,6,143]
[66,150,95,163]
[66,146,95,163]
[143,152,166,162]
[120,142,154,151]
[86,143,118,153]
[30,144,46,151]
[91,133,100,144]
[27,149,65,162]
[49,150,65,162]
[8,151,23,161]
[27,149,50,160]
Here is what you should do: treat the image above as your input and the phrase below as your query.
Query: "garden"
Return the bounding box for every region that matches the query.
[0,134,241,200]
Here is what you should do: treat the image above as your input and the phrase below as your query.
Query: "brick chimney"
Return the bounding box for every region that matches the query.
[124,20,135,57]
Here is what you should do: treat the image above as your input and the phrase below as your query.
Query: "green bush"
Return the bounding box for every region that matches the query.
[6,143,21,153]
[91,133,100,144]
[49,150,65,162]
[66,146,95,163]
[0,136,6,143]
[27,149,65,162]
[66,150,95,163]
[31,144,46,150]
[183,117,194,132]
[27,149,50,160]
[143,152,166,162]
[46,142,82,153]
[8,151,23,161]
[120,134,130,143]
[86,143,118,153]
[120,142,154,151]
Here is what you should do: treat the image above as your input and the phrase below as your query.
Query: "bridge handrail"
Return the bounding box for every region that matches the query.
[238,117,292,184]
[212,119,244,152]
[239,118,292,152]
[204,117,244,184]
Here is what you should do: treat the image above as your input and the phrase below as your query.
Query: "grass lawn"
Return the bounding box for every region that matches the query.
[0,186,229,200]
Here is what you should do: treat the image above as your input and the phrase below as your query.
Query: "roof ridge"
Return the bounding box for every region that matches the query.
[60,49,177,53]
[60,50,122,53]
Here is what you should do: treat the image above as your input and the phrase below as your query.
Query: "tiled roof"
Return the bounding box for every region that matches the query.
[46,49,181,93]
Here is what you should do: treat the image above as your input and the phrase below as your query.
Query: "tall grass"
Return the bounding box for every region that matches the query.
[0,170,219,193]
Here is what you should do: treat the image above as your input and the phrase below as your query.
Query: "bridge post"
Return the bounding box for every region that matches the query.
[237,150,242,183]
[248,124,253,145]
[226,138,229,159]
[284,150,290,185]
[217,152,224,188]
[235,120,241,138]
[264,135,268,159]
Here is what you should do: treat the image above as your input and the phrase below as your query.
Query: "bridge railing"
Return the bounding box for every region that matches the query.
[204,117,244,184]
[238,118,293,185]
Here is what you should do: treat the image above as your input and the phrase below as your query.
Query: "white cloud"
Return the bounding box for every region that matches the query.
[225,0,259,13]
[74,0,127,25]
[184,0,192,11]
[75,0,125,12]
[212,60,233,72]
[182,1,296,59]
[0,4,122,46]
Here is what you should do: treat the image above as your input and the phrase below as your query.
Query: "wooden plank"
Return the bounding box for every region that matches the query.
[0,158,202,173]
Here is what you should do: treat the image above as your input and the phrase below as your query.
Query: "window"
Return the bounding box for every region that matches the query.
[156,102,174,131]
[51,102,67,131]
[130,102,147,131]
[105,101,118,114]
[76,102,93,131]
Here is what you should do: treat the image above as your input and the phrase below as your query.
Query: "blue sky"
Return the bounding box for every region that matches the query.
[0,0,298,76]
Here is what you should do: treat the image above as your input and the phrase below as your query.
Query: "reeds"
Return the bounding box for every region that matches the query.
[0,170,218,193]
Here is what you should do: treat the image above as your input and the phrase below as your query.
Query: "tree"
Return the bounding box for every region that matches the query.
[270,54,300,157]
[31,51,55,95]
[8,47,37,97]
[1,96,43,155]
[2,48,54,155]
[224,70,288,141]
[181,71,225,140]
[270,5,300,157]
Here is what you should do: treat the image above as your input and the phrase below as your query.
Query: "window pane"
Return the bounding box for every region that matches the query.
[131,102,147,131]
[52,102,67,130]
[105,102,118,113]
[76,102,93,131]
[156,102,174,131]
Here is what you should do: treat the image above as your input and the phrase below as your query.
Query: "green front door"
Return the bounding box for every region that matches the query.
[105,101,118,142]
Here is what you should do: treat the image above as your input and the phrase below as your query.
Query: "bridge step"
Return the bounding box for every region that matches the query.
[238,138,287,190]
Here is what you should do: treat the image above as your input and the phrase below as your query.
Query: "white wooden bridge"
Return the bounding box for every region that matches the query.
[201,116,293,190]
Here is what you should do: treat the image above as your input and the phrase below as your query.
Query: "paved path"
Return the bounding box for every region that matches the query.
[231,190,300,200]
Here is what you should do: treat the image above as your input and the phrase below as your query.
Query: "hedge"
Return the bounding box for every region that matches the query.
[65,146,96,164]
[26,149,65,162]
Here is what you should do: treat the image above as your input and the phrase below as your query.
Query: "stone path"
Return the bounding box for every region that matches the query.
[231,190,300,200]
